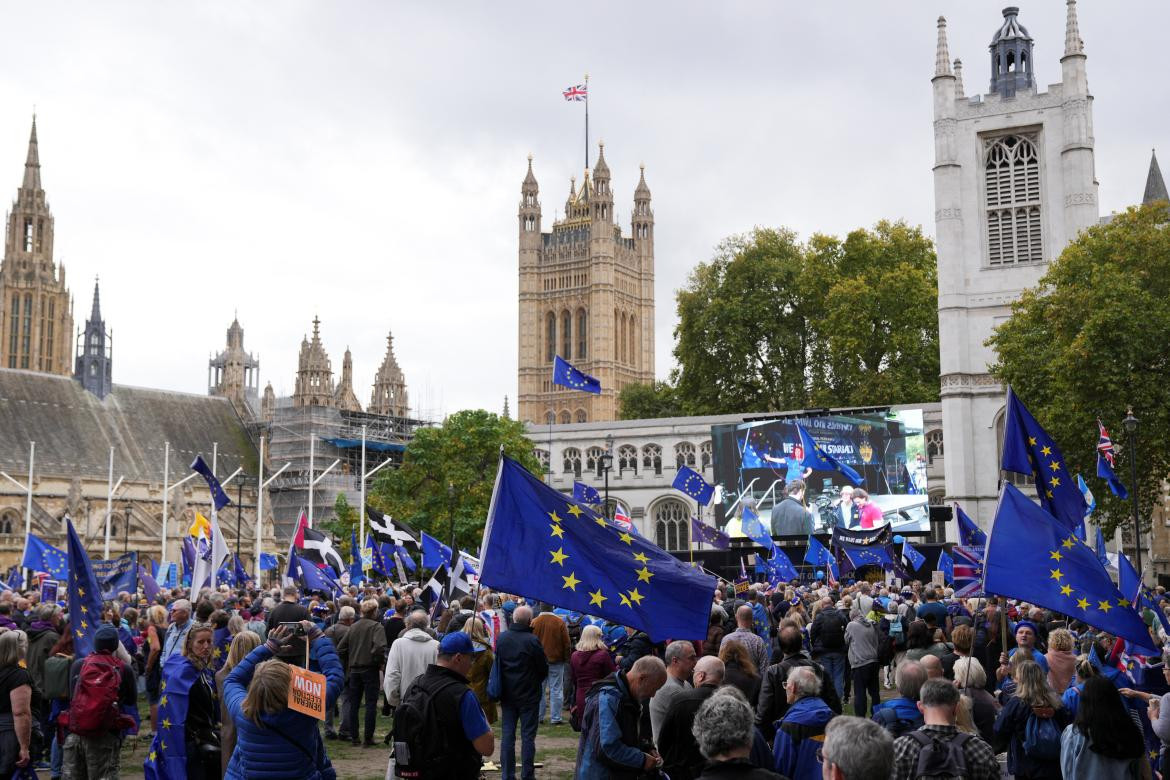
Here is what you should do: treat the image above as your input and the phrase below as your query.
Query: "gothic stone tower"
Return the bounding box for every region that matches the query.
[0,118,73,374]
[333,347,362,412]
[292,316,335,407]
[74,279,112,398]
[933,2,1098,528]
[517,143,655,424]
[369,331,408,418]
[208,316,260,416]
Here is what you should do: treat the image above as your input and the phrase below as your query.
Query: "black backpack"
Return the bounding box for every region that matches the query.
[905,730,971,780]
[817,610,847,651]
[391,676,462,778]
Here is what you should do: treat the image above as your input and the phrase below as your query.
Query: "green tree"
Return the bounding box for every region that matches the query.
[671,222,939,415]
[320,493,360,563]
[618,381,684,420]
[367,409,541,553]
[989,203,1170,535]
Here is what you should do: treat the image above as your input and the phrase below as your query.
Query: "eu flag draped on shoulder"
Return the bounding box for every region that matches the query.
[145,646,211,779]
[22,533,67,580]
[573,481,601,505]
[1000,388,1087,533]
[955,504,988,548]
[984,483,1154,650]
[796,424,864,487]
[672,466,714,506]
[65,517,105,657]
[1096,419,1129,499]
[552,355,601,394]
[480,455,716,642]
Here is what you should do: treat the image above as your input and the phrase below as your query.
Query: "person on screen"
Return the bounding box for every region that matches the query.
[763,445,812,485]
[771,481,813,537]
[833,486,857,529]
[853,489,883,530]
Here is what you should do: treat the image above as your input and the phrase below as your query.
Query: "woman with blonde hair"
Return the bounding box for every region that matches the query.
[214,630,261,776]
[569,625,616,725]
[148,621,220,779]
[717,641,761,707]
[461,617,497,723]
[0,630,33,775]
[994,659,1071,779]
[954,655,999,744]
[1045,628,1077,693]
[143,604,168,737]
[223,621,343,779]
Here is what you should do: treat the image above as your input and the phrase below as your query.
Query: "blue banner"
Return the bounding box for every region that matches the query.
[92,552,138,600]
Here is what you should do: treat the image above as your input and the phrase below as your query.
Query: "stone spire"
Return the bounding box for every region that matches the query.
[502,395,511,420]
[634,164,651,200]
[23,116,40,192]
[89,276,101,322]
[593,141,610,179]
[292,316,334,408]
[522,153,537,189]
[369,331,408,418]
[954,59,965,98]
[1144,150,1169,205]
[1064,0,1084,56]
[333,347,362,412]
[74,277,112,399]
[935,17,953,77]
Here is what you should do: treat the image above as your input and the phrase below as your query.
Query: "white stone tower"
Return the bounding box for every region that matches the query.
[933,3,1099,529]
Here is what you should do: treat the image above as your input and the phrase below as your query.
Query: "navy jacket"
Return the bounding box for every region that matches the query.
[494,624,548,706]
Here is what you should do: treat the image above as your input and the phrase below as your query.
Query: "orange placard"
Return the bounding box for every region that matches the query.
[287,665,327,720]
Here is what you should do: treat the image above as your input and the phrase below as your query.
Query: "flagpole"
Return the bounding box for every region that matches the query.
[211,441,218,590]
[255,435,264,583]
[161,441,170,567]
[104,446,114,560]
[584,71,589,170]
[359,425,367,549]
[21,441,33,590]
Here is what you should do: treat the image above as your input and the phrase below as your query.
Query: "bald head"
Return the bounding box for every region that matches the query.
[628,656,668,700]
[920,654,943,680]
[512,605,533,626]
[694,656,725,687]
[736,605,753,627]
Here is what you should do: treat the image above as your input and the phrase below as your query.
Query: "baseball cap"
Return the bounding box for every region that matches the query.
[439,632,485,655]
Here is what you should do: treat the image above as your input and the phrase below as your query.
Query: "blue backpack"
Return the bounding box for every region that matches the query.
[1022,712,1062,761]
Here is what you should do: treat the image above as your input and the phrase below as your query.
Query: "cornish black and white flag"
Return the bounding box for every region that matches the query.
[448,551,474,600]
[421,563,449,612]
[300,527,345,577]
[366,508,418,549]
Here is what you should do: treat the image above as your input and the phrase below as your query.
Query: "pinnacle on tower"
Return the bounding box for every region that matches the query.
[23,115,40,192]
[89,277,102,322]
[935,17,952,77]
[502,395,511,420]
[523,153,538,188]
[1144,149,1169,205]
[635,163,651,199]
[593,141,610,178]
[954,59,965,97]
[1064,0,1084,56]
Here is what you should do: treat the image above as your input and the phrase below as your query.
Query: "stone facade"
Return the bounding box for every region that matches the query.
[517,144,655,425]
[208,317,260,417]
[0,119,73,377]
[932,3,1098,530]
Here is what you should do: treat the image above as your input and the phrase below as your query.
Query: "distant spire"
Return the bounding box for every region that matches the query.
[594,141,610,178]
[23,115,41,191]
[935,17,953,77]
[502,395,511,420]
[1144,149,1169,205]
[635,163,651,199]
[1064,0,1084,56]
[89,277,101,322]
[522,153,537,188]
[954,59,965,97]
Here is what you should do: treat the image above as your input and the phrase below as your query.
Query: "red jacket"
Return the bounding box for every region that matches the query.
[569,648,616,713]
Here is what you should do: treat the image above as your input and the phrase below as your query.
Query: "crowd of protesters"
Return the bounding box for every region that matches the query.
[0,569,1163,779]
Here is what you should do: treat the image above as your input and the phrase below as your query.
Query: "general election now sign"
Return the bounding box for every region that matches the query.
[287,665,327,721]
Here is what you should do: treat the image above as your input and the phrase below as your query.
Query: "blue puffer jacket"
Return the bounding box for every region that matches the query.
[223,637,344,779]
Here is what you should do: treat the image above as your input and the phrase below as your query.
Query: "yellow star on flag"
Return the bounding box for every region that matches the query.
[1049,461,1061,471]
[1076,597,1089,610]
[149,751,157,762]
[1049,476,1061,488]
[548,511,563,524]
[1062,537,1076,549]
[562,572,580,590]
[595,517,608,528]
[1098,600,1112,613]
[160,695,167,707]
[1049,568,1063,582]
[1040,445,1052,456]
[77,587,85,597]
[1049,551,1062,561]
[632,551,649,564]
[549,547,569,566]
[1029,437,1038,446]
[566,504,583,518]
[619,593,632,607]
[627,587,645,606]
[588,589,606,607]
[636,566,654,583]
[1119,598,1132,608]
[162,718,171,729]
[618,532,634,545]
[549,523,564,538]
[1060,584,1073,596]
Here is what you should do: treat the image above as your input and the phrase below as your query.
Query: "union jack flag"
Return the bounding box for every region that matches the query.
[613,502,634,532]
[1098,419,1118,467]
[563,84,588,101]
[951,545,984,599]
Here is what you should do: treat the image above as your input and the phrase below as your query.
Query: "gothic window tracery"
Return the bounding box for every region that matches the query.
[654,499,689,551]
[926,430,944,464]
[700,441,713,471]
[984,133,1042,266]
[563,447,582,477]
[618,445,638,475]
[546,312,556,362]
[675,442,696,469]
[561,310,571,358]
[642,444,662,475]
[576,309,587,360]
[586,446,605,477]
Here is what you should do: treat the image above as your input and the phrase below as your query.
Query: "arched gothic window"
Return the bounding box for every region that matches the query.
[925,430,944,465]
[654,499,690,551]
[559,410,572,425]
[562,447,582,477]
[642,444,662,475]
[561,310,572,359]
[0,512,14,536]
[585,447,605,477]
[675,442,696,469]
[618,445,638,475]
[619,313,627,364]
[575,409,587,423]
[984,133,1042,266]
[546,312,556,362]
[576,309,588,360]
[628,315,636,366]
[534,449,550,472]
[700,441,713,471]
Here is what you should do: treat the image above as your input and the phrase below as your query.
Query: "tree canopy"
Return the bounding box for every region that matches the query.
[366,409,541,553]
[621,221,939,418]
[990,203,1170,534]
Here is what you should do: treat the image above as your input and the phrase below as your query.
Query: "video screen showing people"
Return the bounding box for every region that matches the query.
[710,409,929,536]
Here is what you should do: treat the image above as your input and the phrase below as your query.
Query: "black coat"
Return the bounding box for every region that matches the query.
[494,624,548,706]
[659,684,718,780]
[770,497,812,537]
[756,652,842,741]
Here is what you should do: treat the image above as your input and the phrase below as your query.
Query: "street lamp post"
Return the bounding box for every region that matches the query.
[1124,407,1142,579]
[601,434,614,521]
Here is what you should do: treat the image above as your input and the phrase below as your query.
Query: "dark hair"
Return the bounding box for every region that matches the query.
[906,620,931,650]
[778,626,803,656]
[1075,677,1144,760]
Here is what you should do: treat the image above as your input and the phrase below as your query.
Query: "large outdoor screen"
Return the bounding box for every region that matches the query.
[710,408,930,535]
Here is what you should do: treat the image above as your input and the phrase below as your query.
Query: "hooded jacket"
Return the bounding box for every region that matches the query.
[383,627,438,706]
[844,614,882,666]
[26,620,60,690]
[772,695,834,779]
[872,697,925,737]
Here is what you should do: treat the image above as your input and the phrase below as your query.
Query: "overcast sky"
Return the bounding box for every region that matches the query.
[1,2,1165,421]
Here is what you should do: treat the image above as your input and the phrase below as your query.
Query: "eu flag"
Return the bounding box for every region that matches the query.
[552,355,601,395]
[757,549,799,586]
[672,466,714,506]
[840,544,894,572]
[690,517,730,550]
[1094,527,1113,570]
[390,542,417,573]
[1116,553,1160,655]
[65,517,105,657]
[1097,453,1129,500]
[796,425,864,487]
[573,481,601,505]
[421,532,452,569]
[984,483,1154,649]
[258,553,278,571]
[804,535,839,580]
[349,530,364,585]
[292,550,341,596]
[22,533,67,580]
[902,540,926,571]
[938,550,954,584]
[1000,389,1086,534]
[365,534,388,578]
[190,454,231,511]
[955,504,987,548]
[740,506,775,552]
[480,456,716,641]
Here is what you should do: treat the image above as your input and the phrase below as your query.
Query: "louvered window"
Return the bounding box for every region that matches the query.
[984,134,1043,266]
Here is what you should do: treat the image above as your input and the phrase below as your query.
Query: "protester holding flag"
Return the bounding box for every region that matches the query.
[213,631,262,777]
[146,621,218,779]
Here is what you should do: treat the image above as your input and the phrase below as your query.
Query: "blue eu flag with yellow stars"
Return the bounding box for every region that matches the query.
[65,517,105,657]
[480,456,716,641]
[672,466,714,506]
[573,481,602,505]
[145,652,212,779]
[955,504,988,547]
[902,540,926,571]
[796,425,864,487]
[21,533,67,580]
[984,483,1154,649]
[804,536,839,580]
[1000,388,1086,534]
[740,506,774,552]
[552,355,601,394]
[190,454,231,511]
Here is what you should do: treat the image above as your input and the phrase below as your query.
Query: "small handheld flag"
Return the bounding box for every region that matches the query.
[690,517,730,550]
[65,518,105,657]
[1097,454,1129,500]
[955,504,988,548]
[740,506,774,552]
[1000,389,1086,533]
[672,466,714,506]
[573,481,602,505]
[938,550,954,584]
[22,533,67,580]
[804,535,839,580]
[902,540,926,571]
[552,355,601,394]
